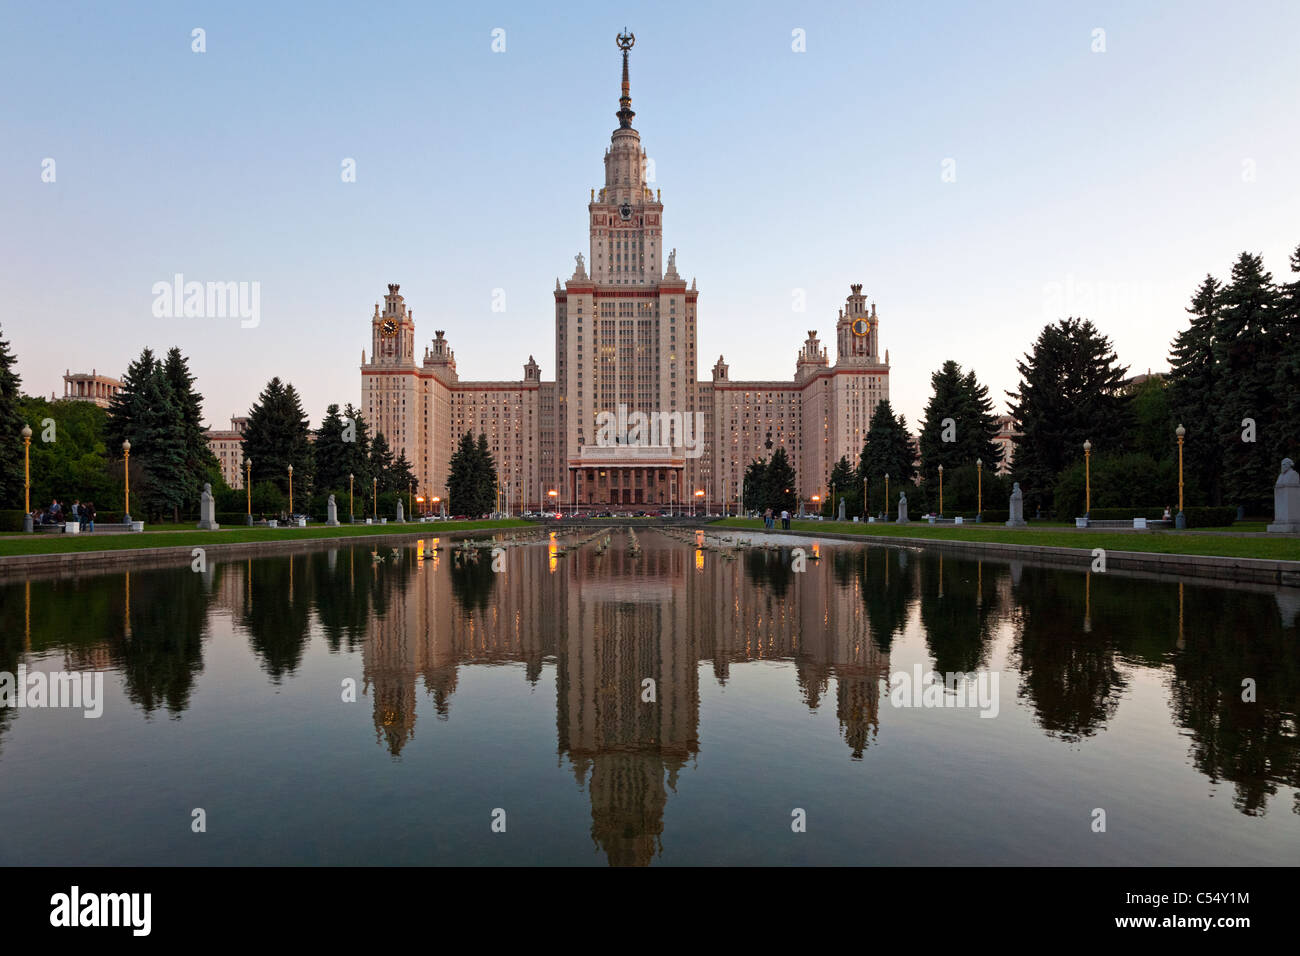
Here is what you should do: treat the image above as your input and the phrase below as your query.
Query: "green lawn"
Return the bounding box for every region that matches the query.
[0,519,532,558]
[713,518,1300,561]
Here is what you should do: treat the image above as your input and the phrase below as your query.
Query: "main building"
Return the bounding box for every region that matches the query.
[361,34,891,513]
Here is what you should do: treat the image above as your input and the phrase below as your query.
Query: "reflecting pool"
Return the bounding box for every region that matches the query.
[1,528,1297,865]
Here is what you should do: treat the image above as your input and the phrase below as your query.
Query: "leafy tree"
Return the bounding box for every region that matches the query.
[16,397,115,510]
[0,327,25,507]
[1007,318,1129,514]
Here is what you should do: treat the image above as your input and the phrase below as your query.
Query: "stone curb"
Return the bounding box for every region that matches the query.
[732,528,1300,587]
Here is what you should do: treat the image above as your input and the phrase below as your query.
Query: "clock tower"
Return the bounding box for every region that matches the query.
[371,283,416,366]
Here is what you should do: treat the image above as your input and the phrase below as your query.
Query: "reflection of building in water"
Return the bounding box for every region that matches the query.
[558,546,701,866]
[336,531,892,858]
[694,546,890,758]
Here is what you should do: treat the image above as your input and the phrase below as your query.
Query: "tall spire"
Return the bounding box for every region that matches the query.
[616,30,636,129]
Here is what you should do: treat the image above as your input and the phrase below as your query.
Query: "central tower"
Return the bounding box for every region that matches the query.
[553,32,702,511]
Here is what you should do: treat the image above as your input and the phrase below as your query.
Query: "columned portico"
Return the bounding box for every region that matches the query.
[569,445,686,512]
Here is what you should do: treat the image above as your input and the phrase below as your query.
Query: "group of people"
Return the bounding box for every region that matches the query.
[762,507,791,530]
[30,498,96,531]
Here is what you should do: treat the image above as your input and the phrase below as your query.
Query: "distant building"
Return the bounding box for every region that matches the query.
[993,415,1019,475]
[206,416,249,489]
[61,369,122,408]
[360,37,892,512]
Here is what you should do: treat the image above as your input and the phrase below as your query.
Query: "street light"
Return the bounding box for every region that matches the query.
[348,473,354,522]
[21,424,32,532]
[1083,439,1092,517]
[287,464,294,516]
[863,475,868,521]
[122,439,131,524]
[409,479,414,521]
[547,488,558,518]
[694,488,704,517]
[938,463,944,517]
[432,495,442,518]
[245,457,253,524]
[373,476,378,519]
[976,458,983,521]
[1175,424,1186,529]
[884,473,890,520]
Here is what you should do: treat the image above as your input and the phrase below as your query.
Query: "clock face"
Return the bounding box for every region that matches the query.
[618,202,632,221]
[851,318,870,337]
[380,319,398,337]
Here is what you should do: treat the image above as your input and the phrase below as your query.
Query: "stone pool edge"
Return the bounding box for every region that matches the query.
[731,527,1300,587]
[0,528,499,581]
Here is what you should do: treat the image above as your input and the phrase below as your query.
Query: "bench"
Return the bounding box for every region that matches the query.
[1079,518,1173,530]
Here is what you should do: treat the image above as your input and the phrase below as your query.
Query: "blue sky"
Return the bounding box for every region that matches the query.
[3,0,1298,433]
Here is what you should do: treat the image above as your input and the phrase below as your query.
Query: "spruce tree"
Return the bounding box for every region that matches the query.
[766,446,798,514]
[446,432,478,515]
[0,326,25,508]
[1214,252,1278,511]
[474,433,497,515]
[314,404,349,493]
[105,347,159,453]
[339,403,372,490]
[858,400,916,514]
[243,378,313,495]
[1168,275,1223,504]
[369,431,396,492]
[161,347,215,506]
[1006,318,1128,514]
[828,456,856,516]
[1274,244,1300,464]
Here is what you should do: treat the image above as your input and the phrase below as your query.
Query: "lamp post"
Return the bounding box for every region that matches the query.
[863,476,868,521]
[547,488,558,518]
[21,425,33,532]
[884,473,890,520]
[245,457,253,524]
[122,439,131,524]
[433,495,442,518]
[1175,424,1186,529]
[348,473,354,522]
[938,464,944,517]
[694,489,704,518]
[1083,439,1092,519]
[287,464,294,517]
[976,458,983,522]
[409,479,414,521]
[373,476,378,519]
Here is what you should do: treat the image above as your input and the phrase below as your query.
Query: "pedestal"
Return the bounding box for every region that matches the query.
[1175,512,1186,530]
[23,514,33,533]
[245,514,253,526]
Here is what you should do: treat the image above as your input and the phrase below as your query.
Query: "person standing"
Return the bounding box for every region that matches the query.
[781,508,790,530]
[84,501,95,532]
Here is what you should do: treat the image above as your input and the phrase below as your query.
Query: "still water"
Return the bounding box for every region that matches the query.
[1,528,1297,866]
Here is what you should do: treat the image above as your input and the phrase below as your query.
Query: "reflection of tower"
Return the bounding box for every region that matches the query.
[557,542,700,866]
[362,568,420,755]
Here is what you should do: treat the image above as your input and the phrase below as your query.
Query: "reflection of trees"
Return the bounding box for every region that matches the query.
[311,549,372,653]
[236,555,312,682]
[1011,567,1127,742]
[858,547,915,652]
[1169,586,1300,816]
[743,547,794,598]
[918,554,1002,675]
[449,549,496,613]
[106,569,209,715]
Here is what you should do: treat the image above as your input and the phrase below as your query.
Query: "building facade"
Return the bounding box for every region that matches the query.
[206,415,249,490]
[61,369,123,408]
[360,35,891,513]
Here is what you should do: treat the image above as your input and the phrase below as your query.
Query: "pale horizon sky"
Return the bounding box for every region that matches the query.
[3,0,1298,435]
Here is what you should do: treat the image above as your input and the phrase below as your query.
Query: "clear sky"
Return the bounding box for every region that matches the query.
[3,0,1298,434]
